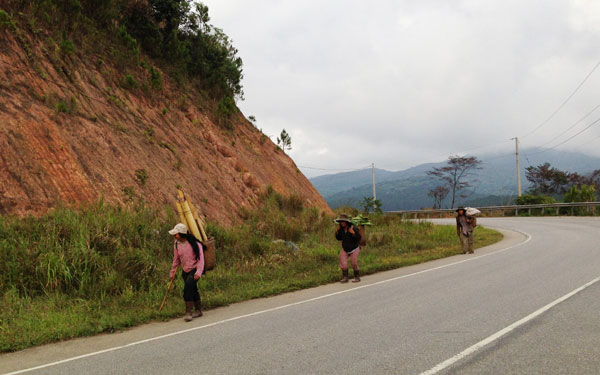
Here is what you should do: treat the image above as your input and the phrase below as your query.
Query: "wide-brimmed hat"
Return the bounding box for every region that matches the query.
[168,223,188,235]
[455,206,466,213]
[334,214,352,223]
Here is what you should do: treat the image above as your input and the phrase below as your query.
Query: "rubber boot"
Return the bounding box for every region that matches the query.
[192,300,203,318]
[340,269,349,283]
[184,301,194,322]
[352,269,361,283]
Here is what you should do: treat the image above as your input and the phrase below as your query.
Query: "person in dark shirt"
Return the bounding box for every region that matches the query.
[335,214,362,283]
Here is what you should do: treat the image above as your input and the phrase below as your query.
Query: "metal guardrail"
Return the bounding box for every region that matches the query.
[387,202,600,219]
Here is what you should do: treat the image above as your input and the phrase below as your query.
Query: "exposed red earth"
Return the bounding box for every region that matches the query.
[0,28,331,224]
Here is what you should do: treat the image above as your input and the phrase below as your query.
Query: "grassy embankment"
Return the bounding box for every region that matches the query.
[0,190,502,352]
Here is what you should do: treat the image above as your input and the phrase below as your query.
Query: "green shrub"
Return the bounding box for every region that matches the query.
[59,35,74,55]
[563,185,597,215]
[515,194,556,205]
[149,66,162,90]
[55,101,69,113]
[54,96,76,114]
[564,185,596,203]
[0,9,16,30]
[216,95,236,129]
[124,74,138,89]
[118,25,139,59]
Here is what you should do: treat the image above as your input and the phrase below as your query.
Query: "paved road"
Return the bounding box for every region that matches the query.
[2,217,599,374]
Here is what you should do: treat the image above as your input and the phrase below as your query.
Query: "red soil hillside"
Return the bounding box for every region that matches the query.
[0,27,331,224]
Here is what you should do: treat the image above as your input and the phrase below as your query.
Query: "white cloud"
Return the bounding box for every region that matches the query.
[569,0,600,32]
[205,0,600,176]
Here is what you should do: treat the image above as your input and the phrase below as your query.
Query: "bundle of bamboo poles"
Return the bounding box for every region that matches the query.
[174,189,216,270]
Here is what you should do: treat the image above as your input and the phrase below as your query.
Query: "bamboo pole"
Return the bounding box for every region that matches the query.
[188,199,208,242]
[178,190,202,241]
[175,201,186,225]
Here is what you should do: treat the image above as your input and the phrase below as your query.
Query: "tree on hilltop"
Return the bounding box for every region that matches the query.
[277,129,291,153]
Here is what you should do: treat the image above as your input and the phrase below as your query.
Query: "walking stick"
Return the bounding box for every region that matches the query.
[159,277,175,312]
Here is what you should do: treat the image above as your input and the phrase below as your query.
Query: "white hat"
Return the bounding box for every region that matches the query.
[168,223,188,235]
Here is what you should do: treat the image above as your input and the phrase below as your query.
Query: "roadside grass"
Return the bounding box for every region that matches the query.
[0,192,502,352]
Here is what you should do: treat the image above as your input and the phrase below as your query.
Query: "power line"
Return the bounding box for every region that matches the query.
[520,140,533,167]
[572,133,600,148]
[521,59,600,138]
[527,115,600,155]
[536,102,600,148]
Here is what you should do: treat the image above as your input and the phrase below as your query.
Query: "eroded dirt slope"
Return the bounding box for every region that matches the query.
[0,28,331,224]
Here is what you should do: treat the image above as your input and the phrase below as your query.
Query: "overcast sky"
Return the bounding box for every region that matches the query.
[204,0,600,177]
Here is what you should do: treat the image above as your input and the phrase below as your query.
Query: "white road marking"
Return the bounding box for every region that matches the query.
[419,276,600,375]
[3,230,531,375]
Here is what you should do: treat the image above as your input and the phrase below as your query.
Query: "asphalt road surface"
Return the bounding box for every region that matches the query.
[1,217,599,375]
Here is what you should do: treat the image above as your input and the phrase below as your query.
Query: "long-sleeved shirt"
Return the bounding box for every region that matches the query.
[170,240,204,279]
[335,225,361,253]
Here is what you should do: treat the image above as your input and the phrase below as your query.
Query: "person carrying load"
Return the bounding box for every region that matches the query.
[168,223,205,321]
[335,214,362,283]
[456,206,478,254]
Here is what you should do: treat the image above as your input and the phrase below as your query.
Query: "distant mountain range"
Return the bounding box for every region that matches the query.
[309,149,600,210]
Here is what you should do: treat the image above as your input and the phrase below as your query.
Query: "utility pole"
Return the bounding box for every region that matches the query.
[512,137,522,197]
[372,163,376,201]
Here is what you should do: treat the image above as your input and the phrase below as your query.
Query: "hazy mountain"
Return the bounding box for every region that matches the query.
[308,168,399,197]
[310,149,600,210]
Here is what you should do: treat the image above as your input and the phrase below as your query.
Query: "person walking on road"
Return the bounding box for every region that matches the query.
[168,223,205,321]
[456,207,477,254]
[335,214,362,283]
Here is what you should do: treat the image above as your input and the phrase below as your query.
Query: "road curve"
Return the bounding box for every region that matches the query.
[1,217,599,374]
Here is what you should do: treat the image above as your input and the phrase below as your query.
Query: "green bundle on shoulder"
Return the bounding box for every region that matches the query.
[351,214,373,227]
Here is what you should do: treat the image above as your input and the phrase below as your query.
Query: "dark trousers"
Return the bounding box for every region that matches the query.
[181,268,201,302]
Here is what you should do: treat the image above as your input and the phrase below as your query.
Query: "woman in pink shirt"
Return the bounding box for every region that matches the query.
[168,223,205,321]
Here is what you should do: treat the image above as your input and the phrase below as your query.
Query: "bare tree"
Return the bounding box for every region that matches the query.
[428,186,449,209]
[427,155,482,209]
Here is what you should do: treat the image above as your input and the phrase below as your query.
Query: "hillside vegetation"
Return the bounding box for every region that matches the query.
[2,0,242,104]
[0,196,501,352]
